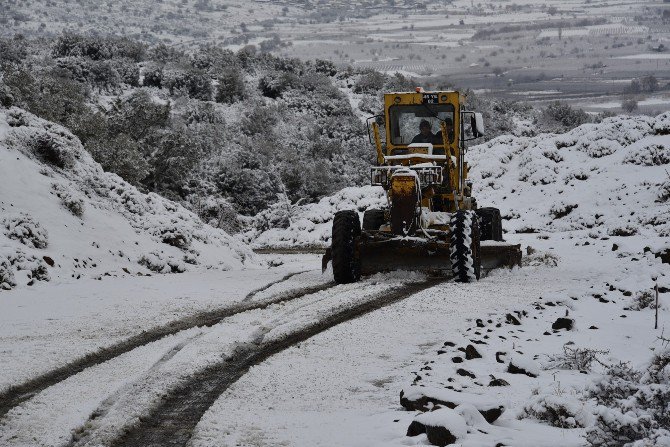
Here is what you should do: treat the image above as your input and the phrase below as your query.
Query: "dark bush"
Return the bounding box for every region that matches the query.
[142,65,163,88]
[30,131,77,169]
[216,68,245,104]
[544,101,590,129]
[163,69,213,101]
[353,70,386,94]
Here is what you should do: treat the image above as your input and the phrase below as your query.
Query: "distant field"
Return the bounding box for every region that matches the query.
[2,0,668,112]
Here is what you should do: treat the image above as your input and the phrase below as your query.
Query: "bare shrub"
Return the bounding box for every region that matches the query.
[546,344,609,371]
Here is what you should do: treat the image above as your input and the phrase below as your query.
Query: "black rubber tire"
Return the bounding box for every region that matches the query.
[331,210,361,284]
[450,210,481,283]
[362,209,385,232]
[476,207,503,242]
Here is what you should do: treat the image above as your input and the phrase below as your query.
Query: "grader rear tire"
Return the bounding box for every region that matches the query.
[450,210,481,282]
[362,209,385,232]
[476,207,503,242]
[332,210,361,284]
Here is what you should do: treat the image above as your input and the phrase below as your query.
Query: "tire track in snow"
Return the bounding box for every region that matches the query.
[0,274,334,419]
[105,278,444,447]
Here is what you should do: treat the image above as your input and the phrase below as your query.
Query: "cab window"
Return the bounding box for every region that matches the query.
[389,104,455,146]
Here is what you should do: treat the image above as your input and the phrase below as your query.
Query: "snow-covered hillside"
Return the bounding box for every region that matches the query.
[469,113,670,241]
[0,108,253,292]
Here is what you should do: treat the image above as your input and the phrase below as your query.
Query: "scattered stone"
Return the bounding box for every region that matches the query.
[400,388,505,423]
[488,377,510,387]
[465,344,482,360]
[42,256,54,267]
[552,317,574,331]
[452,357,463,363]
[443,341,456,347]
[406,420,426,437]
[122,267,130,274]
[589,325,598,330]
[612,243,618,251]
[437,350,447,355]
[413,408,467,446]
[476,319,485,328]
[505,313,521,325]
[620,314,627,318]
[457,368,476,379]
[495,352,506,363]
[507,355,540,378]
[426,424,458,446]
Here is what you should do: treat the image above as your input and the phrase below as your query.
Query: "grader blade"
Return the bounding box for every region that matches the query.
[358,237,452,276]
[352,235,522,277]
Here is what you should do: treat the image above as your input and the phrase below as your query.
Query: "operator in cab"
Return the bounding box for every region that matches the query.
[411,120,435,144]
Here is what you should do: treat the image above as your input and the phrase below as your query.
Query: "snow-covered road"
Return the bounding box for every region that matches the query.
[0,236,667,447]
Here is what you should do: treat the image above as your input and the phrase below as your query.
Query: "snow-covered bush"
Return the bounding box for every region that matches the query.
[659,178,670,203]
[30,130,77,169]
[138,252,186,274]
[629,290,657,311]
[550,201,578,219]
[607,224,638,237]
[357,95,380,114]
[623,142,670,166]
[520,393,593,428]
[586,351,670,446]
[9,251,50,283]
[522,250,559,267]
[3,214,49,249]
[7,109,29,127]
[52,183,85,217]
[0,256,17,290]
[156,225,192,249]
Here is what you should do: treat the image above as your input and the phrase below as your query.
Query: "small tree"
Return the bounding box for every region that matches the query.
[622,98,638,113]
[215,68,245,104]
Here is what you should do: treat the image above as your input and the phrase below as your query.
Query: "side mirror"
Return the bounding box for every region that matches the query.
[471,113,485,138]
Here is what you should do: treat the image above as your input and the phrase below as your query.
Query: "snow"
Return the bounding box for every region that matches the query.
[615,53,670,60]
[414,408,467,437]
[0,107,254,294]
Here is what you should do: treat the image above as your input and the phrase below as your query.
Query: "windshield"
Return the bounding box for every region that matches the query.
[389,104,455,146]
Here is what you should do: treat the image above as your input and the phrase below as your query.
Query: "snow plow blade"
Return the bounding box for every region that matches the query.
[322,236,521,277]
[358,237,453,276]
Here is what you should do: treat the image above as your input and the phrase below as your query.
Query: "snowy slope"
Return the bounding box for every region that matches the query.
[242,185,386,249]
[0,107,254,292]
[469,113,670,241]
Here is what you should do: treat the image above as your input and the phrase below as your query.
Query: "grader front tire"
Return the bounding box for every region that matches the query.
[450,210,481,282]
[332,210,361,284]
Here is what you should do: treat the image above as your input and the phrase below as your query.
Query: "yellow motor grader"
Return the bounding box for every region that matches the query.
[324,88,521,284]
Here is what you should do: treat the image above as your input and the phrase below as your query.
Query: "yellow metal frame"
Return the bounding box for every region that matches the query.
[371,90,470,213]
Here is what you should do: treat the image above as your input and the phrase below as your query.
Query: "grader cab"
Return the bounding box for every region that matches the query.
[324,89,521,284]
